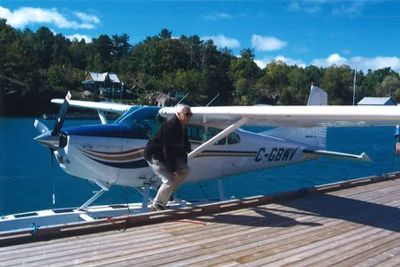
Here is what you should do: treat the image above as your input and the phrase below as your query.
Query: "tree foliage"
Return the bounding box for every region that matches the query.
[0,21,399,116]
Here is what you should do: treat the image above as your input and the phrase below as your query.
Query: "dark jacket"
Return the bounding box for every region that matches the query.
[143,115,191,171]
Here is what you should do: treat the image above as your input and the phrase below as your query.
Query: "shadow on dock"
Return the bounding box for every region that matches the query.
[193,193,400,232]
[194,207,323,228]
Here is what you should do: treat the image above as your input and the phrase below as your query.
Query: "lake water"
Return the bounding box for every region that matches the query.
[1,117,400,216]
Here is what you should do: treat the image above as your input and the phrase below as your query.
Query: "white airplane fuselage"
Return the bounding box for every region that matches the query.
[53,107,318,189]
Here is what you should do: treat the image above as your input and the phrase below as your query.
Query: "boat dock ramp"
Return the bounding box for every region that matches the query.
[1,172,400,266]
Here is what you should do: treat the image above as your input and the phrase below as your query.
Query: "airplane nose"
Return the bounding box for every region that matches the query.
[34,132,60,150]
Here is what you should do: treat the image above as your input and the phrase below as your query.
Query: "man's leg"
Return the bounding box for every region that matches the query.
[172,159,190,193]
[147,158,175,209]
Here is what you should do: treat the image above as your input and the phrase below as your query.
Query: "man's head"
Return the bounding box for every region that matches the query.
[175,104,192,125]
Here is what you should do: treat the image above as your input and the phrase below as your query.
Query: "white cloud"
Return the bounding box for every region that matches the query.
[251,35,287,52]
[65,34,92,43]
[312,53,348,66]
[203,12,232,21]
[0,6,100,29]
[289,0,366,16]
[253,53,400,72]
[275,56,306,67]
[254,55,305,69]
[331,1,366,16]
[351,56,400,72]
[201,35,240,49]
[288,1,321,14]
[312,53,400,72]
[74,12,100,24]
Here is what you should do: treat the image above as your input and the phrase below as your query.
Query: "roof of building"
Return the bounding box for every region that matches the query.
[88,72,121,83]
[108,73,120,83]
[357,97,397,105]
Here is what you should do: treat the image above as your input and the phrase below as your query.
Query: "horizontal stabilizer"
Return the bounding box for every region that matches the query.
[303,149,371,162]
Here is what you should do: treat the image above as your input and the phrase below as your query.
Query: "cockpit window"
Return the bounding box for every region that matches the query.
[115,106,163,138]
[186,126,240,145]
[205,127,241,145]
[187,125,205,143]
[206,127,226,145]
[227,132,240,144]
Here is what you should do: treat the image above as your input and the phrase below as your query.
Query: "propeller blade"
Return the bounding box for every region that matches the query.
[34,119,50,134]
[52,91,71,136]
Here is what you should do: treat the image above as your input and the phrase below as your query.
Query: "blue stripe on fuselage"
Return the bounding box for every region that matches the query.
[62,124,148,139]
[90,158,149,169]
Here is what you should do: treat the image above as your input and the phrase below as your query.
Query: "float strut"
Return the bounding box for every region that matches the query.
[141,183,151,212]
[78,188,107,210]
[78,179,110,210]
[218,178,225,201]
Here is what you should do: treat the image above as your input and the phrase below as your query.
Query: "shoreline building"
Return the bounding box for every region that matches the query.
[357,97,397,106]
[82,72,124,100]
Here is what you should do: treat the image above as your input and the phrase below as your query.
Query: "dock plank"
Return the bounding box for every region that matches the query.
[334,236,400,267]
[256,227,390,266]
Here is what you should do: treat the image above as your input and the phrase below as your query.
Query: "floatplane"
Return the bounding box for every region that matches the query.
[2,85,400,233]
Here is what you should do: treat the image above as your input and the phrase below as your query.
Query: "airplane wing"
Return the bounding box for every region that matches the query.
[51,98,133,124]
[160,105,400,158]
[51,99,132,114]
[159,105,400,128]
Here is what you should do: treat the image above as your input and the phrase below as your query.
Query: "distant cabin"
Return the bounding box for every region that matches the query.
[82,72,123,99]
[357,97,397,106]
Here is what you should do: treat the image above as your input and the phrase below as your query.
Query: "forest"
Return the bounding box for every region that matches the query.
[1,19,400,116]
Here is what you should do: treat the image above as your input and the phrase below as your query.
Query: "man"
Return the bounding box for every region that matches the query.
[144,104,192,211]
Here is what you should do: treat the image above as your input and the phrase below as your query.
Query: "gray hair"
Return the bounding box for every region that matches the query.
[175,104,190,116]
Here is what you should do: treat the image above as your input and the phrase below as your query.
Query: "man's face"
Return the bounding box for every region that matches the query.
[178,107,193,125]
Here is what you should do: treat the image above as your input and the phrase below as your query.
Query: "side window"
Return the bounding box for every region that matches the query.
[187,125,205,143]
[227,132,240,144]
[186,125,239,145]
[206,127,226,145]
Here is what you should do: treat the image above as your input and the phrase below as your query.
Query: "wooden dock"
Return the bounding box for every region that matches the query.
[1,173,400,266]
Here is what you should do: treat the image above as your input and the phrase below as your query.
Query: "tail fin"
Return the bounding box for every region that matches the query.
[307,85,328,105]
[261,85,328,149]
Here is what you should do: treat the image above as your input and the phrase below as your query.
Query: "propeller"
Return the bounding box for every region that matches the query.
[33,91,71,205]
[34,91,71,149]
[33,120,49,134]
[52,91,71,136]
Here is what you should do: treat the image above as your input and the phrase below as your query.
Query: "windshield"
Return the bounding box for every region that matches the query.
[115,106,163,138]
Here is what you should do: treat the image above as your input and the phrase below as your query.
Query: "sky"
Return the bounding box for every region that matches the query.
[1,0,400,72]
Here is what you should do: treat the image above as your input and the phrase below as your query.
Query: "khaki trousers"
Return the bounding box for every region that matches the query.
[147,158,190,208]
